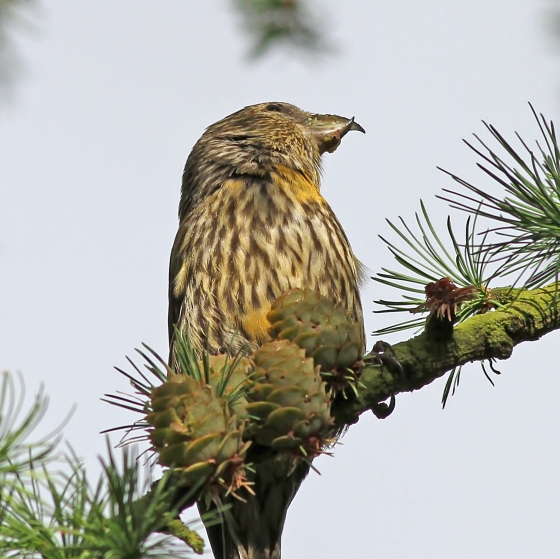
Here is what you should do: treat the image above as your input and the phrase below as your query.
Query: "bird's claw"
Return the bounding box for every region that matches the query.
[366,340,405,419]
[368,340,404,380]
[370,394,396,419]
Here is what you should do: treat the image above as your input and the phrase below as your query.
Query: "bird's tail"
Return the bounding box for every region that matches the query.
[200,458,309,559]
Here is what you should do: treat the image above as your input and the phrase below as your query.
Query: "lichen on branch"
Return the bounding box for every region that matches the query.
[333,285,560,425]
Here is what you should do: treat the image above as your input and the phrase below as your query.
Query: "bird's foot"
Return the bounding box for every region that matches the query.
[367,340,404,380]
[365,340,404,419]
[370,395,396,419]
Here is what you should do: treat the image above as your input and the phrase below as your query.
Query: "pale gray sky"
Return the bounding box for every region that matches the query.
[1,1,559,557]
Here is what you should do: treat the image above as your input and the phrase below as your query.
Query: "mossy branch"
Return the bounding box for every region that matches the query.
[333,285,560,425]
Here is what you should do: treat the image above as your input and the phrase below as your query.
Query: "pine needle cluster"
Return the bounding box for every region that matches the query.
[372,106,560,405]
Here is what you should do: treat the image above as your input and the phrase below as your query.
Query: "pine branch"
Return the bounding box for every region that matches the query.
[333,285,559,425]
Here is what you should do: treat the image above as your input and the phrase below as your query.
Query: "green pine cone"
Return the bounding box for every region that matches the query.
[267,289,364,373]
[147,375,250,494]
[245,340,332,455]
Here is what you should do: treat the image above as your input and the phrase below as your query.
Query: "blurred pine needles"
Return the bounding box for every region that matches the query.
[0,371,207,557]
[234,0,328,57]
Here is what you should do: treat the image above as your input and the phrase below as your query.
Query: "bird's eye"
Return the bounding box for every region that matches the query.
[228,135,252,142]
[266,104,283,112]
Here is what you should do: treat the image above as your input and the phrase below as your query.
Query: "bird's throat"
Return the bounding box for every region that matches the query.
[271,164,323,204]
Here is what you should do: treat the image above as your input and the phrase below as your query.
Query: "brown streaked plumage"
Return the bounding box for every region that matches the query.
[168,102,365,559]
[169,102,365,362]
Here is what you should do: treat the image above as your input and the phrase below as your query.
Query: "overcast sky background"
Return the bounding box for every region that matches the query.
[1,1,559,557]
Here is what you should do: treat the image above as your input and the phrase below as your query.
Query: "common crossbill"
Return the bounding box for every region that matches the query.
[168,102,365,559]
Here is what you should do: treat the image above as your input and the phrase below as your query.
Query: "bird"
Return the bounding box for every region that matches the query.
[168,101,365,559]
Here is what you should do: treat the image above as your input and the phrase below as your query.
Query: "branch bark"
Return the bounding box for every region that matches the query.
[333,286,560,425]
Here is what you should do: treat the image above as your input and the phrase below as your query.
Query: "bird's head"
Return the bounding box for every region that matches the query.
[180,102,365,217]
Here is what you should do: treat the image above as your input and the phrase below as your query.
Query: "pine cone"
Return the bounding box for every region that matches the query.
[267,289,364,391]
[245,340,332,457]
[147,374,250,496]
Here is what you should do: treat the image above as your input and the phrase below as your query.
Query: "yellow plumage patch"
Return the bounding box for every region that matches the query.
[239,307,271,347]
[272,165,324,204]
